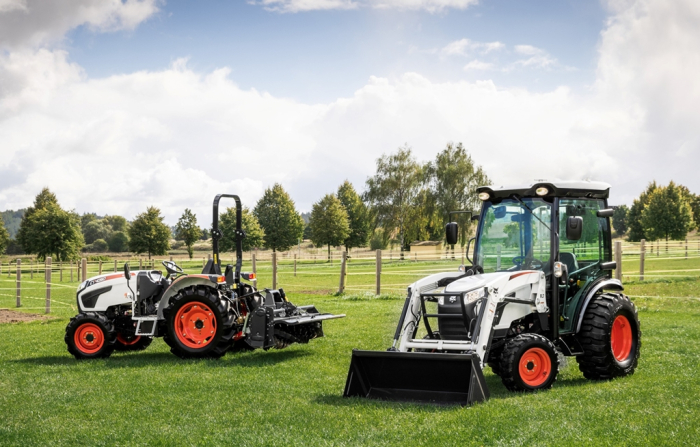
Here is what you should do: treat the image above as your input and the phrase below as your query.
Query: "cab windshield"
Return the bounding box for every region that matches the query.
[475,198,552,274]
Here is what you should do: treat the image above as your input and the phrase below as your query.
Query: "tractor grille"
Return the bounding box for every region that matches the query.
[437,300,470,340]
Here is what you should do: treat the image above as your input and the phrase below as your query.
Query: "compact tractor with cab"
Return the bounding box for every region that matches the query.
[66,194,344,360]
[345,181,641,405]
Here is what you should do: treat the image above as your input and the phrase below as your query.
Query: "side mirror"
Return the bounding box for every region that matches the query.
[445,222,459,245]
[600,261,617,270]
[566,216,583,241]
[123,263,131,281]
[597,208,614,218]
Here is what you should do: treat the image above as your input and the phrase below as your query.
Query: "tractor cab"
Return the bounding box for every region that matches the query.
[473,181,616,336]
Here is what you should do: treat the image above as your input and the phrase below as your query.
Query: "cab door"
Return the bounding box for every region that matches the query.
[558,198,612,333]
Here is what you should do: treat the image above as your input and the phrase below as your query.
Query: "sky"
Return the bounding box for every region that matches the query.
[0,0,698,226]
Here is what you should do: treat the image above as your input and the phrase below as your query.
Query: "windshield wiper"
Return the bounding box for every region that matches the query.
[509,194,554,234]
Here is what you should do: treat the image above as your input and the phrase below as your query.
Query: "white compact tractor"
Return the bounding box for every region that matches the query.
[65,194,344,360]
[345,181,641,405]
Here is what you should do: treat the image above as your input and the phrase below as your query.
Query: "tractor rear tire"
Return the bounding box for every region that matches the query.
[65,312,117,359]
[162,285,235,359]
[115,333,153,352]
[498,333,559,392]
[576,293,641,380]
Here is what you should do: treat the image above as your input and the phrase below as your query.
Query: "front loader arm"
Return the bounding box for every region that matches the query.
[394,272,464,352]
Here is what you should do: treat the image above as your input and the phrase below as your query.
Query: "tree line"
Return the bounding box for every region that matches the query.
[8,142,694,263]
[612,181,699,242]
[0,142,489,262]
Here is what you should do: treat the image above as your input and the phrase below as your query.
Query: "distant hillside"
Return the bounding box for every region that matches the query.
[1,209,25,239]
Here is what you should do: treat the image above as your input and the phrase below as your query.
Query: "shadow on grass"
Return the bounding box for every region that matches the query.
[12,347,313,368]
[313,372,592,409]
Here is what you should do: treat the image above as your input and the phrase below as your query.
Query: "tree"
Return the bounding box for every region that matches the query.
[641,182,695,242]
[364,146,423,253]
[253,184,304,252]
[17,188,84,261]
[426,142,490,246]
[92,239,109,252]
[128,206,171,259]
[175,209,201,259]
[108,231,130,252]
[337,180,370,251]
[612,204,629,236]
[627,182,658,241]
[83,220,111,244]
[80,213,98,231]
[104,215,128,232]
[690,194,700,231]
[220,207,265,252]
[310,194,350,261]
[0,220,9,255]
[303,223,313,240]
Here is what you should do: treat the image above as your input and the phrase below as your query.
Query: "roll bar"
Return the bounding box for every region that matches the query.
[209,194,245,283]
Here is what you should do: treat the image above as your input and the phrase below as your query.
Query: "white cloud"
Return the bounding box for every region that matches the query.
[1,0,700,223]
[250,0,358,13]
[0,0,26,13]
[249,0,477,13]
[441,38,504,56]
[463,60,493,70]
[371,0,478,13]
[513,44,557,69]
[0,0,160,49]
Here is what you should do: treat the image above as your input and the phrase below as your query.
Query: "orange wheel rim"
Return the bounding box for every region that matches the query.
[117,333,142,346]
[174,301,217,349]
[74,323,105,354]
[611,315,633,361]
[519,347,552,387]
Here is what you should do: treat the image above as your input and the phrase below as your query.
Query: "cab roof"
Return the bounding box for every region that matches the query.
[477,180,610,200]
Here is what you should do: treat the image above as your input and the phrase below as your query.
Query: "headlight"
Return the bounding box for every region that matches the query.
[464,288,485,305]
[77,281,88,292]
[478,192,490,201]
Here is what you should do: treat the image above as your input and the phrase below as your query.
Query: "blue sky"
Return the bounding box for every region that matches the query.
[0,0,698,224]
[67,0,606,103]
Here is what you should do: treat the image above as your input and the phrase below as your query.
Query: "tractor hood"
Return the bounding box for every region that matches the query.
[444,271,514,294]
[443,270,545,298]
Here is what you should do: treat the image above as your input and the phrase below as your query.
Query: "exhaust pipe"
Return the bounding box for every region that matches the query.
[344,350,489,406]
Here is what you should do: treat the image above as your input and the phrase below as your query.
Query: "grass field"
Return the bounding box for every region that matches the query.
[1,256,699,446]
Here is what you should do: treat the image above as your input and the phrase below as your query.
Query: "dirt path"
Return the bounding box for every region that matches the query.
[0,309,48,323]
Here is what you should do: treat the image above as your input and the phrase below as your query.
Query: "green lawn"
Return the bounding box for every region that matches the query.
[1,259,699,446]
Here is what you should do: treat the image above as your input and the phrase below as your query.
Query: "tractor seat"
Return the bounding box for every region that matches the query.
[559,252,578,274]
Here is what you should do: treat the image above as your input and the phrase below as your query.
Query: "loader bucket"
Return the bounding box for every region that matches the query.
[343,350,489,406]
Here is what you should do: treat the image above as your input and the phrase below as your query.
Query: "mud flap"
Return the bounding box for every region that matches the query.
[343,350,489,406]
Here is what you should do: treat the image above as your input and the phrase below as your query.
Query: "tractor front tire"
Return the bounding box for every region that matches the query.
[163,286,235,359]
[115,333,153,352]
[65,313,117,359]
[576,293,641,380]
[498,333,559,392]
[488,344,505,377]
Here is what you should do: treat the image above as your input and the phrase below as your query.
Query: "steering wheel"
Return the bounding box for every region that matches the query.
[162,260,184,276]
[512,256,544,270]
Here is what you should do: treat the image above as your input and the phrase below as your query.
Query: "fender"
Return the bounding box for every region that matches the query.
[574,278,624,333]
[156,275,220,319]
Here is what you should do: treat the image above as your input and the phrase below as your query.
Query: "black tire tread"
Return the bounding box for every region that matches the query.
[114,335,153,352]
[162,285,235,359]
[499,333,559,392]
[65,312,117,359]
[576,292,641,380]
